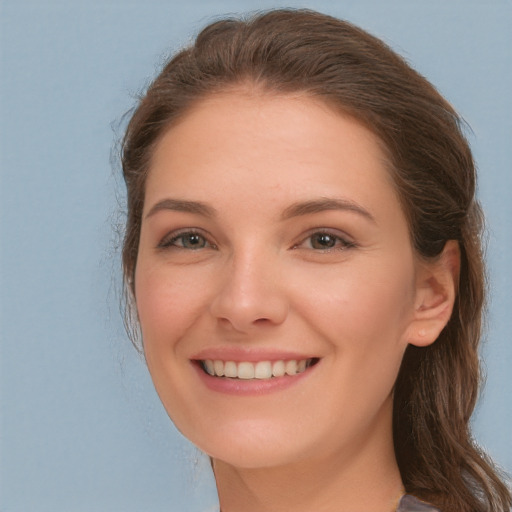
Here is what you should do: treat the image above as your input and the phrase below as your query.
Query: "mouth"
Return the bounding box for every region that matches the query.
[196,358,320,380]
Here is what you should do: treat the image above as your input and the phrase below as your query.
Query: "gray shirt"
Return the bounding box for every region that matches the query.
[397,494,440,512]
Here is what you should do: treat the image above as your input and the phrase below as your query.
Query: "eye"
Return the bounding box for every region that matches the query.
[295,230,356,251]
[309,232,339,249]
[158,230,213,250]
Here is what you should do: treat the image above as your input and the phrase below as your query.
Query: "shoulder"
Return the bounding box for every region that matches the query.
[397,494,441,512]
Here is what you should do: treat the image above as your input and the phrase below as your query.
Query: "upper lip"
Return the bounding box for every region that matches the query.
[191,347,317,362]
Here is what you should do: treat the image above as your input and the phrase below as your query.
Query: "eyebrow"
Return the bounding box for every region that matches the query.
[280,197,376,223]
[145,198,217,219]
[145,196,375,223]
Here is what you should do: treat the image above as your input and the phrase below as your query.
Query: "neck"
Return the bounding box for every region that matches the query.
[213,402,404,512]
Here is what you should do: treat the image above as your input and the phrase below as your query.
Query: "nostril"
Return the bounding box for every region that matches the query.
[253,317,273,324]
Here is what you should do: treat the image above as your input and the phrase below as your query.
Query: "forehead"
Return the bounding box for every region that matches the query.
[145,91,399,220]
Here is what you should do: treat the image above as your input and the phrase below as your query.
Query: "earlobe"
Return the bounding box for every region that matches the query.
[407,240,460,347]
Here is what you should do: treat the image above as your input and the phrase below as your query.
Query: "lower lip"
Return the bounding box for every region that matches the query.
[192,361,318,396]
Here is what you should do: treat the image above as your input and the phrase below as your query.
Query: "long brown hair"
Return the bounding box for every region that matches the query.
[121,9,510,511]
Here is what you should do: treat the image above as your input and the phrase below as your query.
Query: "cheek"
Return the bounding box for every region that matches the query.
[306,259,414,403]
[134,264,211,419]
[134,263,208,350]
[293,255,416,351]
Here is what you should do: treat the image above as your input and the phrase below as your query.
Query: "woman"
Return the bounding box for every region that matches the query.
[120,9,510,512]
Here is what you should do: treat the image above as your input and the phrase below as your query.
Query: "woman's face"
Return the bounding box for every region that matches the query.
[135,91,422,469]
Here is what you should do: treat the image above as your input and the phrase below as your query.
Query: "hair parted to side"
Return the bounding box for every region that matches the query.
[121,9,510,512]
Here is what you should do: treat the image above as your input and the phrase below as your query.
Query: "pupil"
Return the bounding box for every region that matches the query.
[313,233,335,248]
[185,234,203,248]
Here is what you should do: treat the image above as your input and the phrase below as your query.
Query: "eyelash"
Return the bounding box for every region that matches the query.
[157,229,215,251]
[157,229,356,252]
[293,230,357,252]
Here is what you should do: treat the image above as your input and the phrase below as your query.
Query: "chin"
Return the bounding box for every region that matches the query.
[208,443,305,470]
[183,420,311,470]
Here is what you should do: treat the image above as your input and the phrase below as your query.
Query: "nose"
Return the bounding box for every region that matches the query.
[209,249,289,333]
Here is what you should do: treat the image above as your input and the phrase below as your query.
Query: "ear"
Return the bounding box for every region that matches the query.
[406,240,460,347]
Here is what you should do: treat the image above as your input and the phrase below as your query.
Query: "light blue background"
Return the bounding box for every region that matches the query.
[1,1,511,511]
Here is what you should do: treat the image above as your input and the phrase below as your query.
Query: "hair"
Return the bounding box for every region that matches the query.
[120,8,510,512]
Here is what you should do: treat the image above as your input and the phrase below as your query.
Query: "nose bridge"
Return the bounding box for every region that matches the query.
[210,240,288,330]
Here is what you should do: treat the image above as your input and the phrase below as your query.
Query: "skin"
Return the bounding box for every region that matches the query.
[134,90,458,512]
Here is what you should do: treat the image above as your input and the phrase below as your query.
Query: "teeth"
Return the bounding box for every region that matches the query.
[213,360,224,377]
[272,360,285,377]
[204,360,215,376]
[238,362,255,379]
[285,360,298,375]
[255,361,272,379]
[224,361,238,378]
[201,358,314,380]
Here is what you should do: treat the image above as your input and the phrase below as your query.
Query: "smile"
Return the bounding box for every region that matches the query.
[199,358,319,380]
